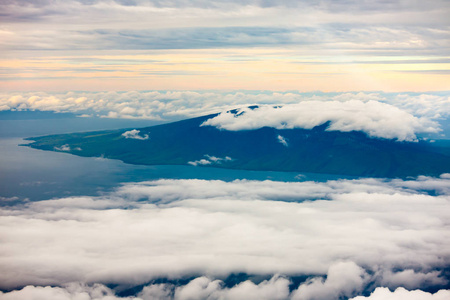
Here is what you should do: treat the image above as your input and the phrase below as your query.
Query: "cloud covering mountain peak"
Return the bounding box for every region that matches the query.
[201,100,439,141]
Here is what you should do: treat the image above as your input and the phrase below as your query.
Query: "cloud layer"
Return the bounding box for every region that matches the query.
[202,100,438,141]
[1,175,450,298]
[1,91,448,137]
[1,0,448,91]
[1,279,449,300]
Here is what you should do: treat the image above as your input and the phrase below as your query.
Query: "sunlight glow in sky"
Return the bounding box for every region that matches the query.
[1,0,449,92]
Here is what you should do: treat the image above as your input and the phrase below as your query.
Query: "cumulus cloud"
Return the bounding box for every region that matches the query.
[174,275,291,300]
[122,129,149,140]
[291,262,368,300]
[350,287,450,300]
[1,272,448,300]
[1,176,450,295]
[0,283,136,300]
[188,155,232,166]
[201,101,439,141]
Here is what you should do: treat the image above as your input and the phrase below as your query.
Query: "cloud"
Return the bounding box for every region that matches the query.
[1,176,450,294]
[350,287,450,300]
[54,144,82,151]
[188,155,232,166]
[277,135,288,147]
[291,262,368,300]
[173,275,291,300]
[187,159,211,166]
[0,275,294,300]
[0,283,137,300]
[1,273,449,299]
[122,129,149,140]
[0,92,449,129]
[1,0,449,54]
[201,101,439,141]
[379,269,447,290]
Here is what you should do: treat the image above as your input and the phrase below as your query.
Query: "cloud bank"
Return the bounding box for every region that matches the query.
[1,91,449,120]
[1,92,449,136]
[202,100,439,141]
[1,280,449,300]
[1,175,450,298]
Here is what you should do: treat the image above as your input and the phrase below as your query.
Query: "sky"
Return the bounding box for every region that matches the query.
[1,1,450,299]
[1,0,449,92]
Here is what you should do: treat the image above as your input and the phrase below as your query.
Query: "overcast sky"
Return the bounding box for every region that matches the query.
[1,0,449,91]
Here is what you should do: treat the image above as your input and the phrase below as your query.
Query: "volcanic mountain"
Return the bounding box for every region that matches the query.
[25,110,450,178]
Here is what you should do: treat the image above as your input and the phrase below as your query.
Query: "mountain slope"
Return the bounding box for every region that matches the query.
[25,113,450,178]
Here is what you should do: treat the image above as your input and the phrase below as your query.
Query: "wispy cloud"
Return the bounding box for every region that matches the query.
[277,135,288,147]
[188,155,232,166]
[0,0,448,91]
[54,144,82,151]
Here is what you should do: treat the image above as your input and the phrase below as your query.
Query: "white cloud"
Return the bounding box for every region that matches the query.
[1,273,448,300]
[174,277,223,300]
[0,283,137,300]
[1,176,449,293]
[201,101,439,141]
[122,129,149,140]
[291,262,368,300]
[277,135,288,147]
[0,92,448,127]
[54,144,81,151]
[174,275,291,300]
[188,155,232,166]
[188,158,212,166]
[139,284,173,300]
[54,144,71,151]
[1,0,449,56]
[350,287,450,300]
